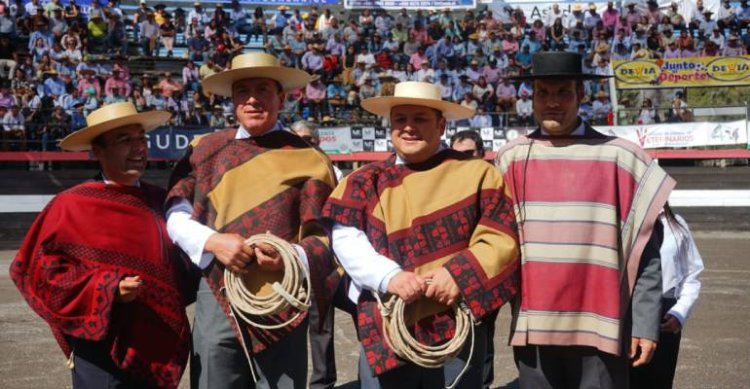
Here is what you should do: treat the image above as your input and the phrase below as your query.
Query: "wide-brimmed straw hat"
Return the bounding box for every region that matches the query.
[202,52,314,96]
[59,102,170,151]
[361,81,475,120]
[508,52,612,80]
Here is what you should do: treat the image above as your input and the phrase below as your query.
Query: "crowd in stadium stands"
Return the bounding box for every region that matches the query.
[0,0,748,150]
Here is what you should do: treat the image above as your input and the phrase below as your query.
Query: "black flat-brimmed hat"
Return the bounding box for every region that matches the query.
[509,52,612,80]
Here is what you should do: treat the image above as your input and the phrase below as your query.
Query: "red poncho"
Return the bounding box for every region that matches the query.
[10,182,193,388]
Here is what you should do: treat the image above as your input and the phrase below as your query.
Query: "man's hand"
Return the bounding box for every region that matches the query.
[423,267,460,306]
[116,276,142,303]
[205,233,254,274]
[630,337,657,367]
[386,271,426,304]
[660,313,682,333]
[252,242,283,271]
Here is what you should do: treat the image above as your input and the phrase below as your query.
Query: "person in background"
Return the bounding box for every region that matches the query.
[631,203,704,388]
[515,90,533,127]
[450,129,486,159]
[638,97,658,124]
[2,104,25,150]
[290,119,345,389]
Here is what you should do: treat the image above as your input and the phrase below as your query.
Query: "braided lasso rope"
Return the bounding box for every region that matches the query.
[375,289,476,389]
[224,233,311,330]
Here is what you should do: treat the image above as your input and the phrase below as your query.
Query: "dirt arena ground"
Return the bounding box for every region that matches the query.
[1,230,748,388]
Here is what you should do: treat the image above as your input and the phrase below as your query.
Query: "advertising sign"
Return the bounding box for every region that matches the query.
[599,120,748,149]
[613,56,750,89]
[345,0,476,10]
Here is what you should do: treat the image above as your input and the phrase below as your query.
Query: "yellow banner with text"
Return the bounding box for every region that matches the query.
[613,56,750,89]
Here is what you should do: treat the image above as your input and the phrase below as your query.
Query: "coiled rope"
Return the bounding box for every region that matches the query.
[222,233,311,383]
[224,233,311,330]
[374,288,476,389]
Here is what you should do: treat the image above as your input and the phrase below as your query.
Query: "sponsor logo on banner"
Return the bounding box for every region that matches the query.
[345,0,475,9]
[613,56,750,89]
[707,57,750,82]
[318,127,353,155]
[147,127,216,160]
[598,120,748,149]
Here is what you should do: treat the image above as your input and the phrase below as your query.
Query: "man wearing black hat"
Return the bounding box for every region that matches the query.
[494,52,672,389]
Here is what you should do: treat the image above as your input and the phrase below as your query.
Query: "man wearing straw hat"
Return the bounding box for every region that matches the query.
[494,51,672,388]
[322,81,520,388]
[166,52,340,389]
[10,102,196,388]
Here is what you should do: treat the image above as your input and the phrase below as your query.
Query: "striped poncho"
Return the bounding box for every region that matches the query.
[494,127,675,356]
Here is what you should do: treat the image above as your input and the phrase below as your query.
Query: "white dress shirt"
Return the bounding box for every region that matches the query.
[332,146,446,303]
[166,123,308,272]
[659,213,704,327]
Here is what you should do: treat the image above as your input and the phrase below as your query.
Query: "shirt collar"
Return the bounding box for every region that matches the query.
[541,119,586,137]
[234,121,286,139]
[101,172,140,187]
[395,143,446,165]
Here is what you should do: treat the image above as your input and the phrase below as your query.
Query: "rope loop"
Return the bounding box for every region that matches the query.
[224,233,311,331]
[373,292,476,388]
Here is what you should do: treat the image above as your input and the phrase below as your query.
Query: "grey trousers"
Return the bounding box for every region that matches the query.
[308,289,336,389]
[514,345,629,389]
[191,278,308,389]
[358,320,489,389]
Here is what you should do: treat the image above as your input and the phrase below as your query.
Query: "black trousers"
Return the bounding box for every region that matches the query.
[309,276,359,389]
[630,297,681,389]
[514,345,629,389]
[67,337,141,389]
[482,309,500,388]
[308,289,336,389]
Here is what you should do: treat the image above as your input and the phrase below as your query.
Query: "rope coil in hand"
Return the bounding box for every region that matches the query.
[375,290,476,389]
[223,233,311,331]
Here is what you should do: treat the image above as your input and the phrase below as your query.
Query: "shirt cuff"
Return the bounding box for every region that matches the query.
[194,232,216,270]
[378,268,402,294]
[667,306,688,328]
[165,202,216,270]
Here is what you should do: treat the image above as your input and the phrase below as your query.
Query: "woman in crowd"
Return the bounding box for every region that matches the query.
[637,97,658,124]
[35,54,55,78]
[250,6,265,42]
[130,87,148,111]
[550,17,566,50]
[473,76,494,111]
[31,37,49,65]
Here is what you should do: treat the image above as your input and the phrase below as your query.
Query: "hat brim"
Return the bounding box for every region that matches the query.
[507,73,613,81]
[361,96,475,121]
[201,66,313,96]
[59,110,171,151]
